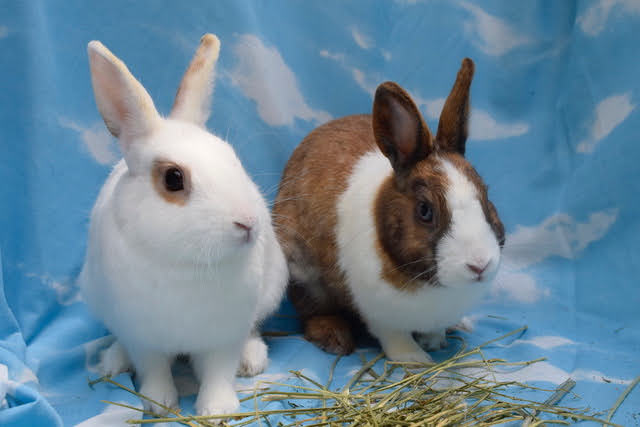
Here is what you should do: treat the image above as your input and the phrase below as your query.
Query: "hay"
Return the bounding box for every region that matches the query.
[90,327,629,426]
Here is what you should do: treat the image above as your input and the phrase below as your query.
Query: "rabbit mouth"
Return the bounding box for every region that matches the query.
[233,219,259,244]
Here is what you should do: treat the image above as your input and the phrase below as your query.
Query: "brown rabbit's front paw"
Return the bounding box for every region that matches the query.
[304,315,355,355]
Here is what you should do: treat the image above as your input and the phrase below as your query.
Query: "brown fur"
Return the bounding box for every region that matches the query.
[274,115,375,354]
[374,158,452,291]
[436,58,474,155]
[372,81,433,171]
[151,160,191,205]
[274,58,503,355]
[304,314,355,355]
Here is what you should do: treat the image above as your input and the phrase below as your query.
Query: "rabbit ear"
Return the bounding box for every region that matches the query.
[373,81,434,174]
[170,34,221,127]
[436,58,474,155]
[87,41,160,141]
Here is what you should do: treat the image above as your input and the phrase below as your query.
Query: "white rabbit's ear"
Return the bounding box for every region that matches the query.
[87,41,160,141]
[170,33,221,127]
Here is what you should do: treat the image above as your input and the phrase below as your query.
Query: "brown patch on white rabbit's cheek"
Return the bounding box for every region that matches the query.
[151,161,191,206]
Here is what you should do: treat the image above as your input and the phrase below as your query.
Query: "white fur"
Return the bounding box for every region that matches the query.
[237,335,269,377]
[436,159,501,287]
[170,34,220,127]
[99,340,130,377]
[336,151,498,363]
[80,37,287,418]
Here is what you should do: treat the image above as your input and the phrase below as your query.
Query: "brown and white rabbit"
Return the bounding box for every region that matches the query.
[273,58,505,363]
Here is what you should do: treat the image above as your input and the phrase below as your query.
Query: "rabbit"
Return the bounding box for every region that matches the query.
[273,58,505,363]
[79,34,288,418]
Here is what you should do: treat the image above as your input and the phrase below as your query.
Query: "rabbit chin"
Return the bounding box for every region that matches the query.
[177,231,261,266]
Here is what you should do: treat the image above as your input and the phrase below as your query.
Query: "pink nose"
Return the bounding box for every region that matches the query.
[467,262,488,275]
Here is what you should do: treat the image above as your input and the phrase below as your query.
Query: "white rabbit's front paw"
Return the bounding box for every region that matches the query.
[195,386,240,422]
[99,341,131,377]
[237,336,268,377]
[139,377,179,415]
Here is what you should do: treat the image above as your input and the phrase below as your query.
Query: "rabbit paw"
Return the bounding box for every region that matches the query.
[99,341,131,377]
[195,387,239,422]
[139,377,179,415]
[237,336,268,377]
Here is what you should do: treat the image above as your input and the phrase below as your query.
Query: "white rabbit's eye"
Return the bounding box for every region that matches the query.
[152,161,191,205]
[164,168,184,192]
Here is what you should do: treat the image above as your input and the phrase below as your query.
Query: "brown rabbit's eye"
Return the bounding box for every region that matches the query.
[164,167,184,192]
[417,201,434,223]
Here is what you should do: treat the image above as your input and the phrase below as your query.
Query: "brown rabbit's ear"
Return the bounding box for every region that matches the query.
[373,82,434,174]
[170,33,221,127]
[436,58,474,155]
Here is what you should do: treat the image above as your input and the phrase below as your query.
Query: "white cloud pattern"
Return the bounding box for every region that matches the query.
[578,0,640,36]
[415,96,529,140]
[351,27,373,50]
[319,49,345,62]
[231,34,331,127]
[320,51,529,140]
[510,335,576,350]
[24,270,81,306]
[492,209,618,303]
[59,118,118,165]
[320,49,380,96]
[457,1,532,56]
[577,93,635,153]
[503,209,619,270]
[462,361,631,385]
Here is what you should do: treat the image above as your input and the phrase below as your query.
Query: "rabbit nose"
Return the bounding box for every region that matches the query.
[466,262,488,275]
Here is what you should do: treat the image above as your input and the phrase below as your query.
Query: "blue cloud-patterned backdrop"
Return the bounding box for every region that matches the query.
[1,1,638,425]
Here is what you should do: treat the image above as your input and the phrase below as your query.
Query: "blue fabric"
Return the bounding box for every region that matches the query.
[1,0,639,425]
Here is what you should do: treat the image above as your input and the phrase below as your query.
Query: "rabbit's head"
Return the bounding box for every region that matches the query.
[88,35,266,264]
[372,59,505,290]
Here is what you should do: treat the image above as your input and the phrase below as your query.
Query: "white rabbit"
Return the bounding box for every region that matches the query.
[274,59,505,363]
[79,34,287,418]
